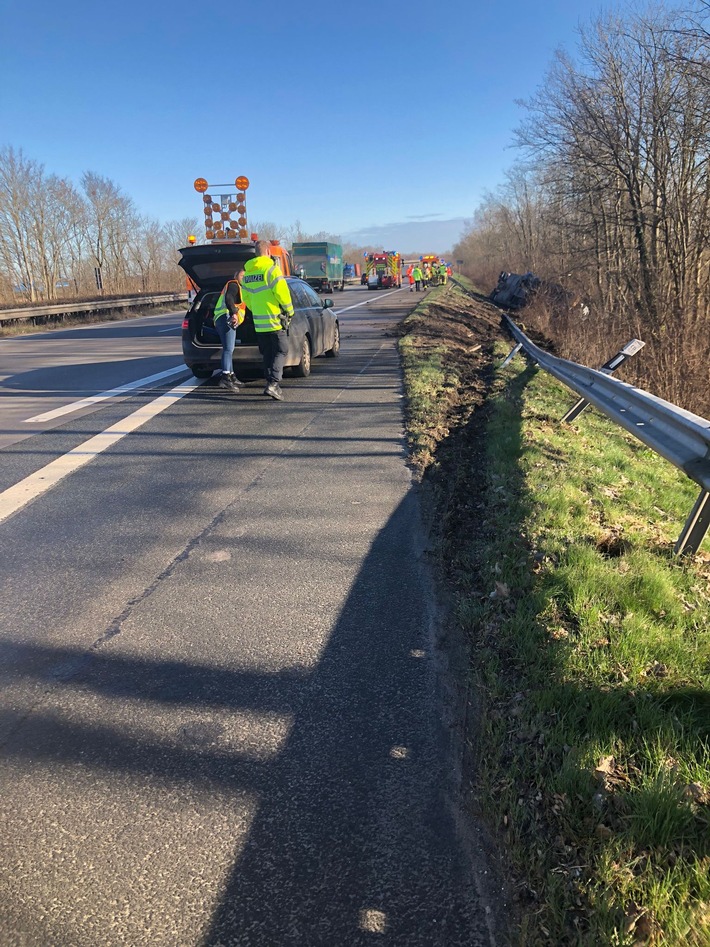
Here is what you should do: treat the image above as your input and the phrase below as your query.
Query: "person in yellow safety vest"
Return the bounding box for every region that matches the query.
[438,262,448,285]
[213,271,248,391]
[239,240,295,401]
[412,265,423,292]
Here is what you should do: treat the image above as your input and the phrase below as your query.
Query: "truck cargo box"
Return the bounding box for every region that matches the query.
[292,242,344,293]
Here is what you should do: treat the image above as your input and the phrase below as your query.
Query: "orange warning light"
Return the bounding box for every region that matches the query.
[194,178,209,193]
[235,176,250,190]
[187,234,196,245]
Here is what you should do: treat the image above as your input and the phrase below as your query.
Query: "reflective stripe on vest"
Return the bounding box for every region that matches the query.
[240,263,280,294]
[253,312,284,332]
[241,256,294,331]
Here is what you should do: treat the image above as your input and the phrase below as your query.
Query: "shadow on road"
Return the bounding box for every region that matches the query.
[0,491,490,946]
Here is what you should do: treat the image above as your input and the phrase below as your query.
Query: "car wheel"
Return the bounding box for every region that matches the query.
[292,336,312,377]
[191,367,213,379]
[325,322,340,358]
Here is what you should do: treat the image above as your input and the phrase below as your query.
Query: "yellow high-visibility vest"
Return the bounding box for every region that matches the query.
[214,280,246,324]
[240,256,294,332]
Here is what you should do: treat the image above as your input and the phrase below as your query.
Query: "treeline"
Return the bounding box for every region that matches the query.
[453,5,710,416]
[0,147,201,303]
[0,147,387,307]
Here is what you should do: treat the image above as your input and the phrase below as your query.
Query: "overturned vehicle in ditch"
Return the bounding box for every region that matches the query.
[490,271,541,310]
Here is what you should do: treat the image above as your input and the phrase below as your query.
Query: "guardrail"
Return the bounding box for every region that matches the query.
[0,293,185,325]
[500,313,710,555]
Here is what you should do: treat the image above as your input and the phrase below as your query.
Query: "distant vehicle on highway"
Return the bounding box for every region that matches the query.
[364,251,402,290]
[178,243,340,380]
[292,241,345,293]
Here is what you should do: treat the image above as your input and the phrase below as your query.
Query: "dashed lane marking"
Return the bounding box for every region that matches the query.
[334,288,404,315]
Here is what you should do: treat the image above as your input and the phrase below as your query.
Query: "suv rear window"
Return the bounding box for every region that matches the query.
[190,261,247,284]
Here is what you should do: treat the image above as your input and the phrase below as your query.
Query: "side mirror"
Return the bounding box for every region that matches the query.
[323,299,334,309]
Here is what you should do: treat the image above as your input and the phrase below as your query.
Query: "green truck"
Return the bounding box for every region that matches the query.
[292,242,345,293]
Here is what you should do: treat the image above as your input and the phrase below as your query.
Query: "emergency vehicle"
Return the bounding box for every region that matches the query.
[365,251,402,290]
[421,254,444,286]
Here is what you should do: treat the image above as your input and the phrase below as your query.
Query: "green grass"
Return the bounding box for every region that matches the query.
[400,286,710,945]
[468,355,710,945]
[398,291,462,469]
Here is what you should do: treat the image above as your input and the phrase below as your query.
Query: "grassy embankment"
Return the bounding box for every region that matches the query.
[399,277,710,946]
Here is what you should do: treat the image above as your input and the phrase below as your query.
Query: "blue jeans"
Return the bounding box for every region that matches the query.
[214,316,236,373]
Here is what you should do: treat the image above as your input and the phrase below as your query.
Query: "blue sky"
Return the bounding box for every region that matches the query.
[2,0,614,252]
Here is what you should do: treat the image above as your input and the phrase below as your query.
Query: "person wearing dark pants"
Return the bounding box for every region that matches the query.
[240,241,295,401]
[257,330,289,398]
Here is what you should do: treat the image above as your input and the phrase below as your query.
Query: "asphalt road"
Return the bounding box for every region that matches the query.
[0,286,497,946]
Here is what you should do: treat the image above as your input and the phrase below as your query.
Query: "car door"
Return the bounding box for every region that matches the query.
[286,282,312,362]
[301,283,328,355]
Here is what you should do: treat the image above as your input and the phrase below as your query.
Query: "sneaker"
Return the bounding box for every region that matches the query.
[219,373,239,391]
[229,373,245,387]
[265,382,284,401]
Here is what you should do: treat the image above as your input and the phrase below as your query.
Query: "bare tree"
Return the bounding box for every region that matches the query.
[81,172,137,294]
[0,147,45,301]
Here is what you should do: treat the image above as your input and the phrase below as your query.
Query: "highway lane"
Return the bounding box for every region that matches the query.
[0,285,495,946]
[0,308,188,450]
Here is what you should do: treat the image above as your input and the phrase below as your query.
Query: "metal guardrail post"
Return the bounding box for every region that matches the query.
[501,342,523,367]
[500,313,710,557]
[674,490,710,556]
[562,339,646,423]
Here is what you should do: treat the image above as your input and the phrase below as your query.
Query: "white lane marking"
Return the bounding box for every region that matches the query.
[0,377,205,525]
[24,365,190,423]
[334,288,404,314]
[158,325,184,333]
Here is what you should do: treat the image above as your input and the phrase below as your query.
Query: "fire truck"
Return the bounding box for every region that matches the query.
[365,251,402,290]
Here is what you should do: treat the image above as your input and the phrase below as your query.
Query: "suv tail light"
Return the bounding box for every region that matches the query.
[182,319,189,329]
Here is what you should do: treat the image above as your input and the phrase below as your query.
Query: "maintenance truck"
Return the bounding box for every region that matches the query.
[292,242,345,293]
